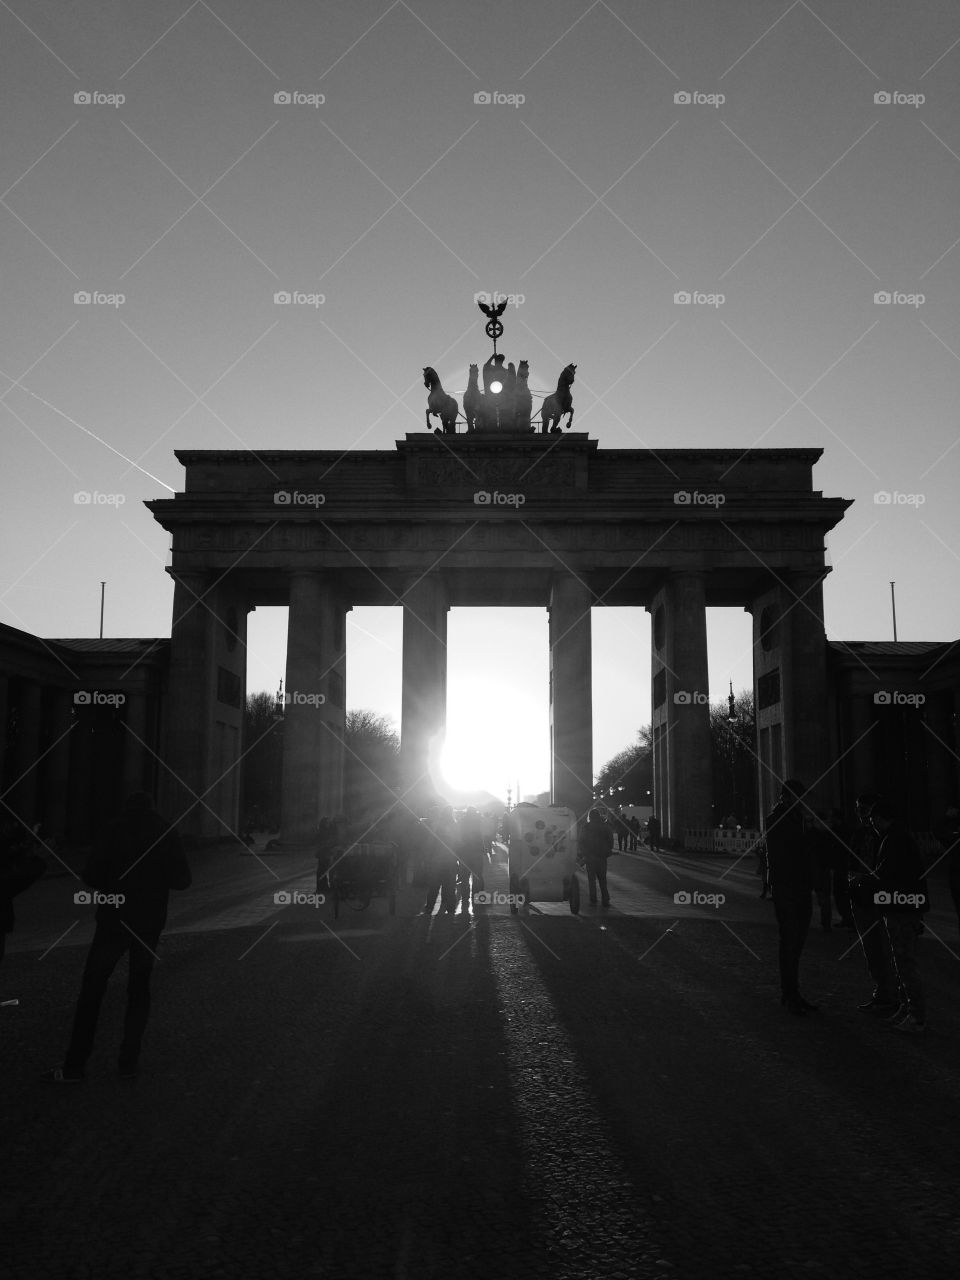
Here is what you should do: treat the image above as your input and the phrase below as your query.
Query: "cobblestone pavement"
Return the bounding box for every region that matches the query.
[2,843,959,1278]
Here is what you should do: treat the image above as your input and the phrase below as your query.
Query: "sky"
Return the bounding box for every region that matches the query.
[2,0,959,801]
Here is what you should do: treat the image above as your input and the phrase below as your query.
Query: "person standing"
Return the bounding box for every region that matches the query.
[629,816,640,852]
[456,807,486,914]
[41,792,191,1083]
[848,792,899,1017]
[421,807,458,915]
[870,800,929,1034]
[581,809,613,907]
[1,821,47,1004]
[937,803,960,937]
[647,813,661,852]
[765,779,817,1015]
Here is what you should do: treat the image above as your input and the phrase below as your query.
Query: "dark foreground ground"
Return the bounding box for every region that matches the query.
[2,841,959,1279]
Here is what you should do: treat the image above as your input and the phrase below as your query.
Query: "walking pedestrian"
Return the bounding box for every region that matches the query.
[765,779,817,1015]
[581,809,613,907]
[41,792,191,1083]
[629,816,640,852]
[420,807,458,915]
[456,807,486,914]
[647,814,661,852]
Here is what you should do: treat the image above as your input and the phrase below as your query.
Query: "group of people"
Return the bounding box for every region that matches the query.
[418,806,490,916]
[764,781,943,1032]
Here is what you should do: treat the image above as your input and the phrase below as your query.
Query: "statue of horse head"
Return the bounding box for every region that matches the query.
[423,366,438,389]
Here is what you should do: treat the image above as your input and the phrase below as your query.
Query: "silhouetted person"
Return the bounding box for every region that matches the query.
[629,816,640,851]
[848,791,899,1017]
[616,815,628,852]
[938,803,960,937]
[581,809,613,907]
[1,820,47,1002]
[765,780,817,1015]
[421,808,458,915]
[826,808,856,927]
[41,793,190,1083]
[456,807,486,914]
[869,800,929,1033]
[647,814,661,852]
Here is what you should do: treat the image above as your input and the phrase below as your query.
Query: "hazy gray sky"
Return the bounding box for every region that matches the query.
[2,1,958,797]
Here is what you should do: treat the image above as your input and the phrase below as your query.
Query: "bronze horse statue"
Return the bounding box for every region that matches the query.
[423,367,459,434]
[541,363,576,432]
[463,364,481,431]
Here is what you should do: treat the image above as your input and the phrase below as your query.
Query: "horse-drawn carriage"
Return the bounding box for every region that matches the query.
[506,804,581,914]
[317,842,398,918]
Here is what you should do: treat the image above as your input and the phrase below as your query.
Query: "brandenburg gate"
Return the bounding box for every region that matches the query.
[147,434,850,845]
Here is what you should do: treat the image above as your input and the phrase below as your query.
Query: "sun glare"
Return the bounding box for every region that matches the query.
[436,685,549,801]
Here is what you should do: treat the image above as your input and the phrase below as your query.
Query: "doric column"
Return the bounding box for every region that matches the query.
[44,689,75,838]
[781,572,829,804]
[0,675,8,803]
[649,574,712,842]
[8,679,42,826]
[281,572,347,845]
[400,575,448,807]
[750,572,830,816]
[122,689,150,798]
[549,575,593,817]
[160,570,215,836]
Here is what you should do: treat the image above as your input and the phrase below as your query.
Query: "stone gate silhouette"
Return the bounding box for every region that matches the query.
[147,434,850,843]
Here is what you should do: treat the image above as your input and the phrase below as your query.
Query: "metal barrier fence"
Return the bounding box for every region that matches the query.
[684,828,763,853]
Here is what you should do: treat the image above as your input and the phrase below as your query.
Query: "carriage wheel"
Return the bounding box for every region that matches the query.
[569,874,581,915]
